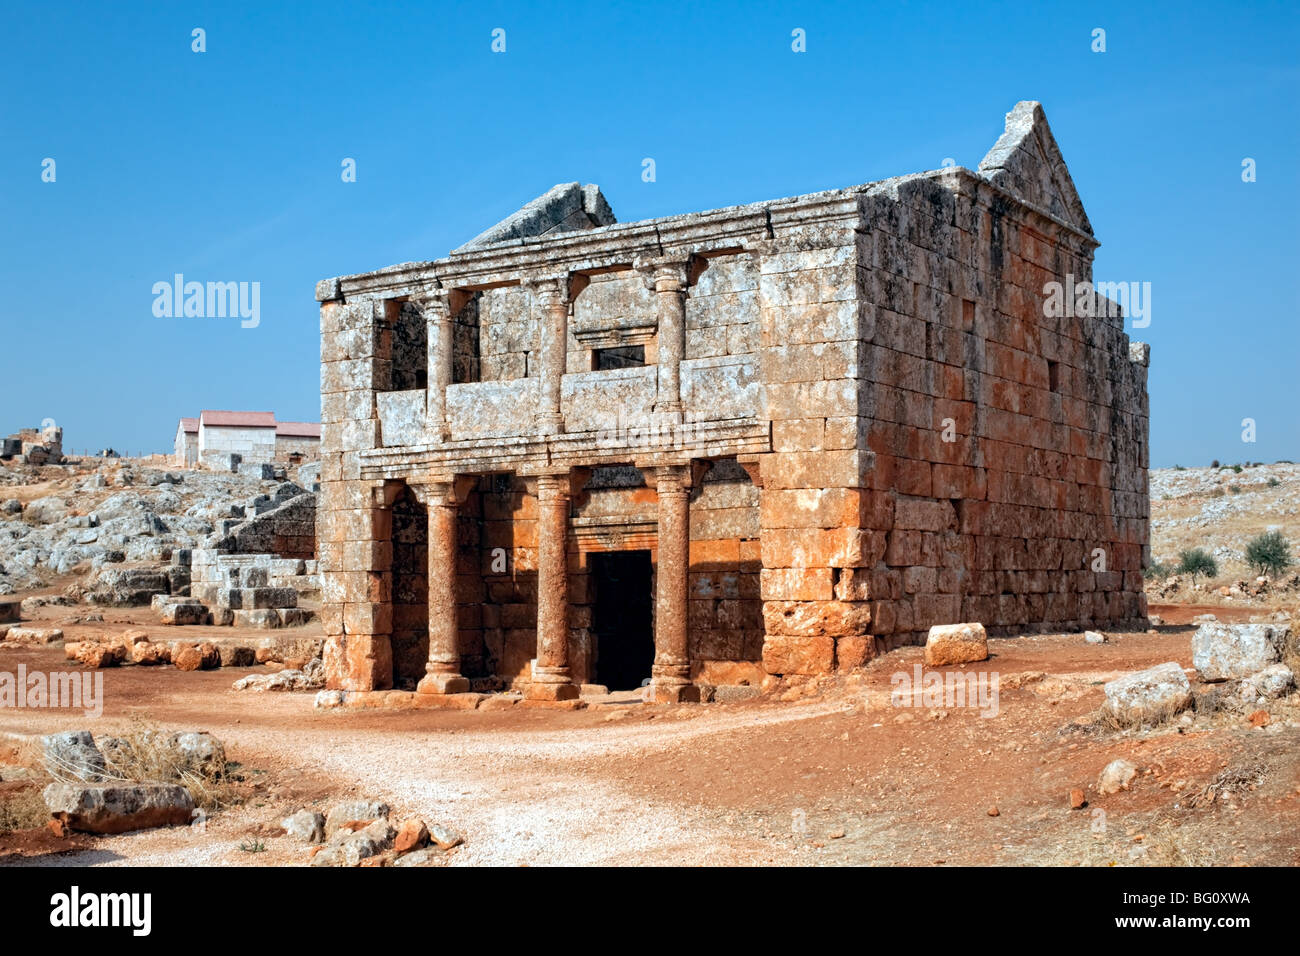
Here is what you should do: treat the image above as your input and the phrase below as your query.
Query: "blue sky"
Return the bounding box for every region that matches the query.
[2,0,1296,466]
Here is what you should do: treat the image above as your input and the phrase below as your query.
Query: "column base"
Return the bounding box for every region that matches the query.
[416,673,471,695]
[648,679,700,704]
[525,681,580,701]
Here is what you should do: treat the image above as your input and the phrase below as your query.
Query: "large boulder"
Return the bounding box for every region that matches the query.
[43,781,194,833]
[1192,622,1285,681]
[3,626,64,645]
[924,622,989,666]
[1103,662,1192,724]
[41,731,107,782]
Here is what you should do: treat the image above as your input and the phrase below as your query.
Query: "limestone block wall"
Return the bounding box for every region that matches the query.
[318,297,394,691]
[852,173,1148,650]
[200,425,276,464]
[754,218,877,677]
[275,435,320,461]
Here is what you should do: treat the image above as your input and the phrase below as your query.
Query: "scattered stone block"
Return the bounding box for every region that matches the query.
[924,623,988,666]
[44,781,194,833]
[1103,662,1191,724]
[1192,622,1284,682]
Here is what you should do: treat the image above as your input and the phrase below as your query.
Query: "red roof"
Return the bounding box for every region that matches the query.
[200,410,276,428]
[179,417,199,434]
[275,421,321,438]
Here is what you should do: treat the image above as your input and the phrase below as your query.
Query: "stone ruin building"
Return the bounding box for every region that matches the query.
[315,101,1149,702]
[2,423,63,465]
[173,411,322,470]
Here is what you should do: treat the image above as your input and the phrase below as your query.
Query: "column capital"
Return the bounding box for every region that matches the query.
[367,479,404,509]
[520,466,591,498]
[635,460,704,491]
[411,286,471,319]
[407,474,475,506]
[634,255,691,293]
[524,273,571,305]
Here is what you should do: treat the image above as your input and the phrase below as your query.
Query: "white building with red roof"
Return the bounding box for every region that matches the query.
[173,411,320,467]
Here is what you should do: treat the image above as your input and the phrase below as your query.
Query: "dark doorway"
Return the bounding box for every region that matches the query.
[592,550,654,690]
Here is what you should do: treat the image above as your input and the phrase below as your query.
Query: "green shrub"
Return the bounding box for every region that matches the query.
[1229,484,1242,494]
[1267,477,1281,488]
[1244,531,1292,578]
[1231,464,1243,474]
[1143,562,1174,580]
[1210,459,1220,468]
[1178,548,1218,580]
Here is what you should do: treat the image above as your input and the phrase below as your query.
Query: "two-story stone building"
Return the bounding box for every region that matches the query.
[315,102,1149,702]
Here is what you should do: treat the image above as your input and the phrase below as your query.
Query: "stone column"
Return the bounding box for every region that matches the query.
[417,289,456,442]
[533,277,569,435]
[650,464,699,703]
[411,478,469,694]
[651,261,689,419]
[529,471,579,700]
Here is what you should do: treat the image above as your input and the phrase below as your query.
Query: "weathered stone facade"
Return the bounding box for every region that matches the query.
[316,102,1149,699]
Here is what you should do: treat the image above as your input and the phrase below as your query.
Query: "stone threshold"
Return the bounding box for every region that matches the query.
[325,690,589,711]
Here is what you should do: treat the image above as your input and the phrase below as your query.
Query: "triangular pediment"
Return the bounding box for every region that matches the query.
[978,101,1092,235]
[455,182,617,252]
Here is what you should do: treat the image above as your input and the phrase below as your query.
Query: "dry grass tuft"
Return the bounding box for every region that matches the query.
[100,717,236,811]
[1186,762,1268,809]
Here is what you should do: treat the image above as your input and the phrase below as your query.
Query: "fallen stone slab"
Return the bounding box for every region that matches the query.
[1103,662,1192,724]
[4,626,65,645]
[1192,622,1285,682]
[232,669,321,692]
[43,781,194,833]
[159,602,211,626]
[923,622,989,666]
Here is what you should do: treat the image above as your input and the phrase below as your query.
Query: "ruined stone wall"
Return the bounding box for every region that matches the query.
[477,287,535,381]
[686,255,759,359]
[687,458,763,684]
[318,297,394,691]
[200,425,277,465]
[753,216,877,678]
[474,475,539,690]
[274,435,320,461]
[390,486,427,685]
[853,174,1148,649]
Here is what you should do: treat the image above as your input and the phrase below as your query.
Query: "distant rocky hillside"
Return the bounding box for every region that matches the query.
[0,458,314,594]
